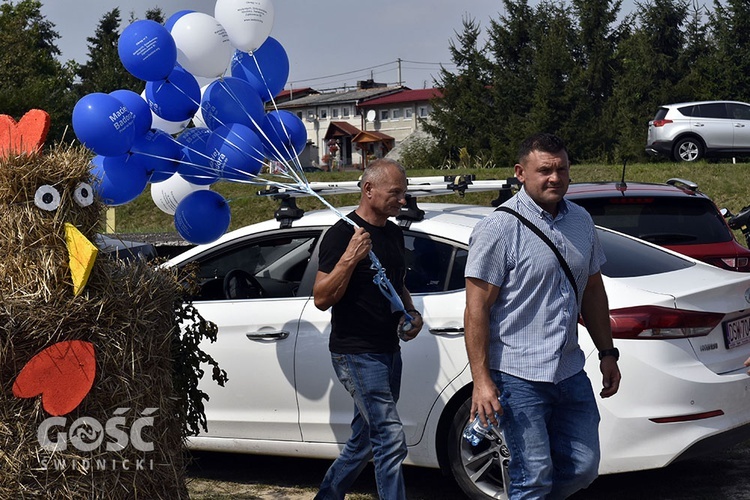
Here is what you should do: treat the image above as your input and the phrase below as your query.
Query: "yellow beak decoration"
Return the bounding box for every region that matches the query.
[65,222,98,296]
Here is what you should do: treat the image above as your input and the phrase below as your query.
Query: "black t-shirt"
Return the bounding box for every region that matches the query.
[318,211,405,354]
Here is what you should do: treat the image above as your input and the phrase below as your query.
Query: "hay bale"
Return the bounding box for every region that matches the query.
[0,146,212,498]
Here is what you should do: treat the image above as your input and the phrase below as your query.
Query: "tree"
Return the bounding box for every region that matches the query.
[424,16,494,166]
[0,0,77,144]
[709,0,750,100]
[486,0,539,164]
[76,7,165,97]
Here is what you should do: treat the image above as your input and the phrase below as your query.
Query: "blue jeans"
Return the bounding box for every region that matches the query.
[316,352,408,500]
[492,370,600,500]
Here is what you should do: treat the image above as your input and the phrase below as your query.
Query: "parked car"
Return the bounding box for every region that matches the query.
[566,178,750,272]
[645,100,750,162]
[167,199,750,500]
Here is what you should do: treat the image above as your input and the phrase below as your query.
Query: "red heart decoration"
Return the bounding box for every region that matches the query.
[0,109,51,159]
[12,340,96,416]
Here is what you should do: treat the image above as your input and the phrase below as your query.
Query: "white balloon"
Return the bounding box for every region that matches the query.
[215,0,274,52]
[151,174,210,215]
[171,12,233,78]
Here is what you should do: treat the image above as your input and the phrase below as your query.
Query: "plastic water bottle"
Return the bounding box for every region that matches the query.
[462,414,498,446]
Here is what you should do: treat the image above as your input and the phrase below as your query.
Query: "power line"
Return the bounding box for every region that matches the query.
[287,59,456,88]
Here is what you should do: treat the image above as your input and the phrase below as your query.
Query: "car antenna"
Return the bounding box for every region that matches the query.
[616,158,628,193]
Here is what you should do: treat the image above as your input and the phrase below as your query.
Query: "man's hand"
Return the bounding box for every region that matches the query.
[471,380,503,428]
[398,312,423,341]
[345,227,371,262]
[600,357,621,398]
[744,356,750,375]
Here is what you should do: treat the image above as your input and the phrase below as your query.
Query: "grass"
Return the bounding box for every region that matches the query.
[111,160,750,238]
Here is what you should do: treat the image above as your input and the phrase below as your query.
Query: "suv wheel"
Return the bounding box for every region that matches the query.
[673,137,703,162]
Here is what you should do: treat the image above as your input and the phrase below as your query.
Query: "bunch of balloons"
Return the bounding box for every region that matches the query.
[72,0,310,245]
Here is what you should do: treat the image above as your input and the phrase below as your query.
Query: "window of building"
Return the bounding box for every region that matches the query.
[392,108,402,120]
[418,106,429,118]
[404,108,413,119]
[319,108,328,120]
[331,108,339,118]
[342,106,351,117]
[297,111,303,120]
[380,109,390,121]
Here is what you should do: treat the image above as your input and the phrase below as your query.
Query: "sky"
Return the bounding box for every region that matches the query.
[40,0,635,92]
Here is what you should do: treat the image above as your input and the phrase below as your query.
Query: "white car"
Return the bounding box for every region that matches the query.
[168,200,750,499]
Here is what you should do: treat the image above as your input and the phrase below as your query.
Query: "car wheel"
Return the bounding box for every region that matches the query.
[673,137,703,162]
[447,396,511,499]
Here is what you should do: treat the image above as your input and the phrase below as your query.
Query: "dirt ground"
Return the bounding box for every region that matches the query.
[186,439,750,500]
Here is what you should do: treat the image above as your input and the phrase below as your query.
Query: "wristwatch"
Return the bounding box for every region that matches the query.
[598,348,620,361]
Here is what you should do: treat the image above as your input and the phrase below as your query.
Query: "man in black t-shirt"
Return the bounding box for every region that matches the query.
[313,159,423,500]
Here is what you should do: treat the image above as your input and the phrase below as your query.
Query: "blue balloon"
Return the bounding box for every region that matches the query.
[118,20,177,81]
[200,77,264,130]
[174,190,231,244]
[261,110,307,161]
[176,127,218,185]
[145,66,201,122]
[165,10,194,32]
[230,37,289,102]
[130,129,181,182]
[207,123,264,181]
[90,154,150,206]
[73,93,136,156]
[110,89,152,138]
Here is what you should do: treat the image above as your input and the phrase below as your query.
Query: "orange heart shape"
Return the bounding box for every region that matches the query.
[12,340,96,416]
[0,109,51,159]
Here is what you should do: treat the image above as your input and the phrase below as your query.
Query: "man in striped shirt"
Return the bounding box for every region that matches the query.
[464,132,621,499]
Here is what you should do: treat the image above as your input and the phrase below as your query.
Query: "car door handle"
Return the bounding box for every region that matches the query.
[694,123,704,127]
[245,331,290,340]
[736,123,746,127]
[429,326,464,336]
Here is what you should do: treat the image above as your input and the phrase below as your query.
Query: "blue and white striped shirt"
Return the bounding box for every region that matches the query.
[465,187,606,383]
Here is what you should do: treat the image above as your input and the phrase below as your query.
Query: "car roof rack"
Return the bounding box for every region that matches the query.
[258,175,521,228]
[666,178,699,192]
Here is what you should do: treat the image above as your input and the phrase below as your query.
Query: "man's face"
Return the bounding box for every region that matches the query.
[366,165,407,218]
[514,149,570,215]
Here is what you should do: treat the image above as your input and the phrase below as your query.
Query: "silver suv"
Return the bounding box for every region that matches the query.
[645,100,750,162]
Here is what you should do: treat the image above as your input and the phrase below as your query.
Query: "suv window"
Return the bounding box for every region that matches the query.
[598,229,694,278]
[730,103,750,120]
[677,105,696,117]
[693,102,728,119]
[571,196,732,245]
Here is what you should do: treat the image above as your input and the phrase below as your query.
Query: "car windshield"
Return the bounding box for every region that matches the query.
[571,196,732,245]
[596,227,694,278]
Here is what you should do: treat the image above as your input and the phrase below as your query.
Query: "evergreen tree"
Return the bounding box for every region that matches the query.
[486,0,538,164]
[424,16,494,166]
[0,0,77,144]
[76,8,165,97]
[568,0,625,161]
[709,0,750,100]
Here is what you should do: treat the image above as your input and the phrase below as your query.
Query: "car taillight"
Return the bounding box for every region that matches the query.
[609,306,723,339]
[702,256,750,272]
[652,119,673,127]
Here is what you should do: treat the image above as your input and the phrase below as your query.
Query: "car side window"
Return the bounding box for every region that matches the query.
[730,103,750,120]
[694,103,728,119]
[186,232,320,301]
[404,234,467,293]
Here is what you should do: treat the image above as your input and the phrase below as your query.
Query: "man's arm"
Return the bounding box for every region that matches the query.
[580,271,621,398]
[464,277,502,426]
[313,227,371,311]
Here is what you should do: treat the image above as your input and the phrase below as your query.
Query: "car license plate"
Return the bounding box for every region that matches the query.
[723,315,750,349]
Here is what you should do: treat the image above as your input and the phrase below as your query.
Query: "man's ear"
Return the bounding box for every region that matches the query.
[514,163,524,183]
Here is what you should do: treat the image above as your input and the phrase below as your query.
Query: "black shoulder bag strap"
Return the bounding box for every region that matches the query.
[495,206,579,300]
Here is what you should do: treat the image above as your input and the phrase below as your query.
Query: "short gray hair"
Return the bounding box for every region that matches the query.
[361,158,405,186]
